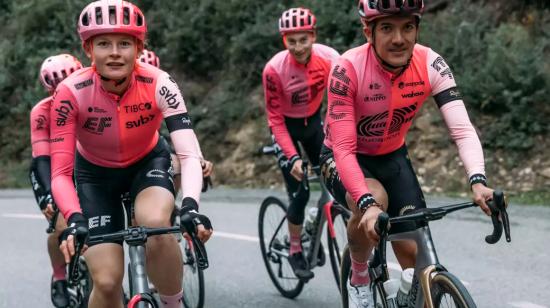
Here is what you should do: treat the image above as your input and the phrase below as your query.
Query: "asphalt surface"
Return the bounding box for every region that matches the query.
[0,188,548,308]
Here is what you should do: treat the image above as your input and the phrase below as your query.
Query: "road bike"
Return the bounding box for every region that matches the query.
[340,190,511,308]
[258,144,351,298]
[68,205,209,308]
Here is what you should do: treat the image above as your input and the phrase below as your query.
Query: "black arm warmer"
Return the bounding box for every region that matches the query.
[29,156,52,209]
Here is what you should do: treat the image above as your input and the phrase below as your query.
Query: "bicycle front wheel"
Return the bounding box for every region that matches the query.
[430,271,476,308]
[258,196,304,298]
[180,235,205,308]
[326,202,349,291]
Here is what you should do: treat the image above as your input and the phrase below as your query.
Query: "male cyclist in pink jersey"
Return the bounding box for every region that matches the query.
[319,1,495,306]
[263,7,339,280]
[49,1,212,307]
[139,49,215,193]
[30,53,82,308]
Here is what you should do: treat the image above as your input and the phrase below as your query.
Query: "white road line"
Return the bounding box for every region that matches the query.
[509,302,548,308]
[213,231,259,243]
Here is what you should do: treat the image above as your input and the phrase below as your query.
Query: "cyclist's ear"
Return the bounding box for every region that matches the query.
[82,40,93,59]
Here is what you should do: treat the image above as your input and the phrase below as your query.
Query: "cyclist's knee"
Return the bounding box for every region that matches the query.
[287,187,310,225]
[92,274,123,298]
[364,178,388,210]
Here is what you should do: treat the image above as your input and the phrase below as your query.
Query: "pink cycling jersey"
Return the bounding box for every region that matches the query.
[325,43,485,203]
[30,97,52,157]
[263,43,339,159]
[50,64,203,220]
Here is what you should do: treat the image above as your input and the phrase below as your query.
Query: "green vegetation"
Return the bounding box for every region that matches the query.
[0,1,548,195]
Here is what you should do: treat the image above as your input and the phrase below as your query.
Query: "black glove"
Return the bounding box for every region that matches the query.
[180,197,213,232]
[59,213,89,245]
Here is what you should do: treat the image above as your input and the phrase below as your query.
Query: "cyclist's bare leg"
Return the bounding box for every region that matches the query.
[170,153,181,196]
[85,243,124,308]
[346,178,389,263]
[48,216,67,278]
[134,186,183,296]
[391,241,417,269]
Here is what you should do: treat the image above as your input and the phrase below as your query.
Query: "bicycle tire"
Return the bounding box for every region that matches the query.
[258,196,304,298]
[68,256,92,308]
[430,271,476,308]
[327,204,348,291]
[180,235,205,308]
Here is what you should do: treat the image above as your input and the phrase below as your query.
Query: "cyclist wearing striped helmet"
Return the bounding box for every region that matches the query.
[50,1,212,307]
[30,53,82,308]
[263,7,339,281]
[320,1,495,306]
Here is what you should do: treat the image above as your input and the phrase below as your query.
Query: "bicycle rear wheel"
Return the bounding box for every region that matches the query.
[430,271,476,308]
[326,202,349,291]
[180,235,205,308]
[258,196,304,298]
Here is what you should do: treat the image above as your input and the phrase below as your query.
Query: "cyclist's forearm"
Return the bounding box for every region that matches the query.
[440,100,486,178]
[170,129,202,202]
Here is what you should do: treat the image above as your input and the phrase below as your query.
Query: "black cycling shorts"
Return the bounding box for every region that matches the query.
[320,144,426,231]
[272,109,325,225]
[75,138,175,246]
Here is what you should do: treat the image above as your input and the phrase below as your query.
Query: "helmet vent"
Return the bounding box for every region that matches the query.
[136,13,144,26]
[109,6,117,25]
[82,12,89,26]
[123,7,130,25]
[95,7,103,25]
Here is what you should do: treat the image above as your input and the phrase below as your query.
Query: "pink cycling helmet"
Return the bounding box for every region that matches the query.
[279,7,316,35]
[39,54,83,92]
[78,0,147,42]
[358,0,424,23]
[138,49,160,68]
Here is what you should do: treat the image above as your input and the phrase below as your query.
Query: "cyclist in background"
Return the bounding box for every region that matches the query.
[50,1,212,307]
[320,1,495,306]
[30,53,83,308]
[262,7,339,281]
[139,49,215,193]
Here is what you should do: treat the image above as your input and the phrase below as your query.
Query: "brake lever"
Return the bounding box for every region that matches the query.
[485,190,504,244]
[67,228,88,283]
[180,213,210,270]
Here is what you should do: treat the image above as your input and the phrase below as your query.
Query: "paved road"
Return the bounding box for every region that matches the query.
[0,189,548,308]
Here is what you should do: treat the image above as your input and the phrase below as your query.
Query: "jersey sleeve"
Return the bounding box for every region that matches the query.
[50,85,81,220]
[427,50,486,178]
[156,72,203,204]
[326,59,370,203]
[30,102,51,158]
[263,64,299,160]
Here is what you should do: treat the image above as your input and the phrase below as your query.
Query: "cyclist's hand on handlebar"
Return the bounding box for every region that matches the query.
[472,184,494,216]
[59,213,89,263]
[290,158,304,181]
[42,203,55,221]
[181,198,213,243]
[359,206,384,244]
[201,159,214,178]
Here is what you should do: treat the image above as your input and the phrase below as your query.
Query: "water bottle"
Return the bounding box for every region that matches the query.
[383,278,400,308]
[396,268,414,307]
[304,207,318,235]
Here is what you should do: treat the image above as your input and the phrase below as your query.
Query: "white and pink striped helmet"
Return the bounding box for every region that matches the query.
[358,0,424,23]
[278,7,317,35]
[78,0,147,42]
[39,54,83,92]
[138,49,160,68]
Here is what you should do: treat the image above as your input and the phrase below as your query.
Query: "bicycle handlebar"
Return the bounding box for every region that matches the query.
[375,190,511,244]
